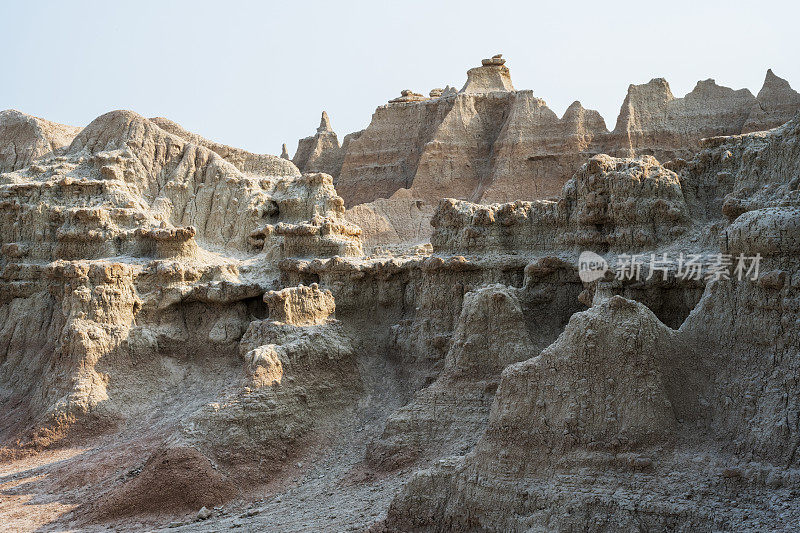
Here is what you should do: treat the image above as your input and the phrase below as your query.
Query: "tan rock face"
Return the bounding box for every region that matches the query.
[0,109,362,465]
[274,211,363,258]
[432,154,690,255]
[263,283,335,326]
[377,115,800,533]
[610,77,759,162]
[743,69,800,133]
[0,110,80,173]
[344,195,434,247]
[0,111,356,262]
[150,116,300,177]
[337,97,455,206]
[3,74,800,532]
[479,96,609,202]
[461,57,514,93]
[292,111,346,178]
[307,58,799,248]
[367,283,536,469]
[491,296,681,452]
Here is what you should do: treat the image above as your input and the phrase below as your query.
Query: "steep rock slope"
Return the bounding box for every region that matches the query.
[292,111,345,178]
[309,57,799,248]
[149,116,300,177]
[0,110,81,173]
[337,97,454,207]
[432,154,690,255]
[743,69,800,133]
[2,92,800,533]
[480,96,608,202]
[0,108,363,474]
[344,195,435,247]
[378,115,800,533]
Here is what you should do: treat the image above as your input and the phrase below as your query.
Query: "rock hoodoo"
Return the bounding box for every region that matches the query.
[292,111,345,178]
[389,89,428,103]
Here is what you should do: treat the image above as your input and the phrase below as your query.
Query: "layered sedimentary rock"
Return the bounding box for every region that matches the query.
[743,69,800,133]
[461,54,514,93]
[183,283,359,478]
[0,110,80,173]
[292,111,345,178]
[377,115,800,533]
[432,154,690,254]
[479,96,609,202]
[336,96,455,206]
[0,111,347,262]
[0,109,363,482]
[344,195,435,247]
[274,212,363,258]
[367,276,575,470]
[3,81,800,532]
[150,116,300,177]
[309,57,799,247]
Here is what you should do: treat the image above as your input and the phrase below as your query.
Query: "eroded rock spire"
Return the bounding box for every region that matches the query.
[318,110,332,133]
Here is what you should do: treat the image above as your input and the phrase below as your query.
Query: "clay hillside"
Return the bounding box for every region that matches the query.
[1,55,800,532]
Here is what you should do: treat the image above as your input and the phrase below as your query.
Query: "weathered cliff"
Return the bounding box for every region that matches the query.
[0,109,81,173]
[292,111,345,178]
[300,56,799,249]
[377,115,800,533]
[2,75,800,532]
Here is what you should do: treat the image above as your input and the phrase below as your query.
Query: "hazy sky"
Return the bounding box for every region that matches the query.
[3,1,798,155]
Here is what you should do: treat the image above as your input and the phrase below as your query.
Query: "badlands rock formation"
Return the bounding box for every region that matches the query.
[291,56,800,248]
[2,61,800,532]
[329,58,800,207]
[376,115,800,532]
[0,110,81,173]
[292,111,364,181]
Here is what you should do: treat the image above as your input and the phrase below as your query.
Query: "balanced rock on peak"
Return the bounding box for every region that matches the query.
[389,89,428,103]
[461,53,514,93]
[481,53,505,66]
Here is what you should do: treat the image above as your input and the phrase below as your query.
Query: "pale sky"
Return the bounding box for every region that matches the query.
[3,0,798,156]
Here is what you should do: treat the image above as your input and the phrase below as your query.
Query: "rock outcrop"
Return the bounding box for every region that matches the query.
[149,116,300,177]
[305,57,799,248]
[611,77,759,162]
[432,154,690,255]
[479,96,609,202]
[0,110,80,173]
[0,109,362,467]
[743,69,800,133]
[3,67,800,533]
[0,111,347,261]
[292,111,345,178]
[461,54,514,94]
[376,114,800,533]
[336,96,455,207]
[344,195,435,247]
[184,283,359,478]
